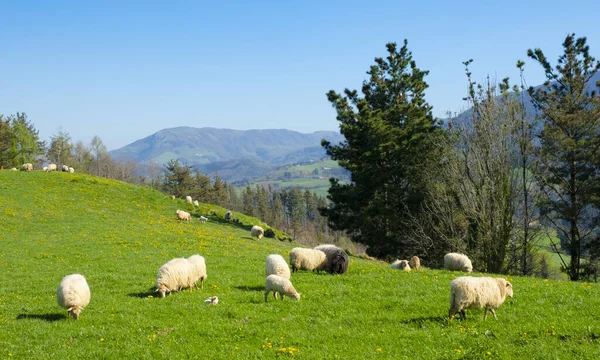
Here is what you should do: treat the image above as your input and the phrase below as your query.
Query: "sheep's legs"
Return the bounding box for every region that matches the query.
[490,308,497,319]
[273,292,279,300]
[200,278,204,289]
[264,291,269,302]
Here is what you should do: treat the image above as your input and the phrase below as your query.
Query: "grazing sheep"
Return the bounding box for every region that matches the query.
[20,163,33,171]
[10,168,17,171]
[56,274,91,320]
[170,195,176,200]
[185,196,193,204]
[265,254,291,280]
[264,274,301,302]
[314,245,349,274]
[224,211,232,222]
[409,256,421,271]
[390,259,411,272]
[61,165,69,172]
[155,258,195,298]
[193,200,199,207]
[251,225,264,240]
[199,216,208,223]
[187,254,207,289]
[176,209,192,221]
[289,248,327,273]
[68,167,74,173]
[47,164,57,172]
[444,253,473,272]
[449,276,513,320]
[42,166,48,172]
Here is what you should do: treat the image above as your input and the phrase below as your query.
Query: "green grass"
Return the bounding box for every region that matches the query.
[1,171,600,359]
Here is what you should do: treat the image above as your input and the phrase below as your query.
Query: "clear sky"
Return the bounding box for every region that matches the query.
[1,0,599,150]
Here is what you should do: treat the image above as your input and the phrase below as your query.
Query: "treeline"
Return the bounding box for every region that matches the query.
[320,35,600,281]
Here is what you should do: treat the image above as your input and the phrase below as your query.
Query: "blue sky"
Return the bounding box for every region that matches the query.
[1,0,599,150]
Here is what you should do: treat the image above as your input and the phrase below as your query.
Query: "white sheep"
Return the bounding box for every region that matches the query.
[199,216,208,223]
[10,167,17,171]
[266,254,291,280]
[409,256,421,271]
[187,254,207,289]
[193,200,199,207]
[47,164,57,172]
[176,209,192,221]
[390,259,411,271]
[61,165,69,172]
[185,196,193,204]
[155,258,195,298]
[444,253,473,272]
[224,211,232,221]
[251,225,264,240]
[20,163,33,171]
[68,167,74,173]
[289,248,327,273]
[42,166,48,172]
[264,274,301,302]
[56,274,91,320]
[449,276,513,320]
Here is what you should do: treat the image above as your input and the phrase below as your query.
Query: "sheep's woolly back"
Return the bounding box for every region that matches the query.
[176,210,191,221]
[266,254,291,279]
[185,196,193,204]
[289,248,327,272]
[314,245,349,274]
[156,258,194,297]
[47,164,57,171]
[449,276,513,318]
[251,226,264,240]
[56,274,91,319]
[20,163,33,171]
[409,256,421,270]
[187,255,207,289]
[390,259,411,271]
[444,253,473,272]
[264,274,300,301]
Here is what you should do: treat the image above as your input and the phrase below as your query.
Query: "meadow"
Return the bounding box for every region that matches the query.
[1,171,599,359]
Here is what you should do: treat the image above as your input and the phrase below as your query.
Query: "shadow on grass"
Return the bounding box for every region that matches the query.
[128,288,157,298]
[16,313,64,322]
[400,316,447,326]
[234,285,264,292]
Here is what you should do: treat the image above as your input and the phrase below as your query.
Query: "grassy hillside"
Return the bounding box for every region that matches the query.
[1,171,600,359]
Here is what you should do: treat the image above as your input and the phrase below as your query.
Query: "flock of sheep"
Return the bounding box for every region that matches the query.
[14,163,74,173]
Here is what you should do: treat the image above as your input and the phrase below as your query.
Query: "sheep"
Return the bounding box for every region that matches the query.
[176,209,192,221]
[449,276,513,320]
[155,258,195,297]
[265,254,291,280]
[264,274,301,302]
[251,225,264,240]
[409,256,421,271]
[224,211,232,222]
[170,195,176,200]
[20,163,33,171]
[193,200,199,207]
[56,274,91,320]
[42,166,48,172]
[314,245,349,274]
[47,164,57,172]
[187,254,207,289]
[68,167,74,173]
[185,196,193,204]
[444,253,473,272]
[289,248,327,273]
[199,216,208,223]
[232,218,240,224]
[390,259,411,271]
[61,165,69,172]
[10,168,17,171]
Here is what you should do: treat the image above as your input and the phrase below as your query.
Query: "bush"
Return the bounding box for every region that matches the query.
[264,228,276,238]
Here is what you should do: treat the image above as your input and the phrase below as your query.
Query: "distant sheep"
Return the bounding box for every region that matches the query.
[156,258,195,297]
[449,276,513,320]
[264,274,301,302]
[61,165,69,172]
[20,163,33,171]
[193,200,199,207]
[185,196,193,204]
[47,164,57,172]
[10,168,17,171]
[314,244,349,274]
[390,259,411,272]
[170,195,176,200]
[224,211,232,222]
[199,216,208,223]
[265,254,291,280]
[56,274,91,320]
[409,256,421,271]
[68,167,74,173]
[42,166,48,172]
[444,253,473,272]
[289,248,327,273]
[251,225,264,240]
[176,209,192,221]
[187,254,207,289]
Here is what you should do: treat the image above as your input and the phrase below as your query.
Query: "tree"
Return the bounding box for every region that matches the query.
[89,135,108,176]
[7,113,44,166]
[320,41,447,258]
[0,115,13,168]
[527,34,600,280]
[47,128,73,166]
[162,160,196,199]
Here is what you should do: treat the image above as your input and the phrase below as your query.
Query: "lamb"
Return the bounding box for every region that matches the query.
[193,200,199,207]
[62,165,69,172]
[444,253,473,272]
[449,276,513,320]
[176,209,192,221]
[264,274,301,302]
[314,244,349,274]
[265,254,291,280]
[390,259,411,271]
[185,196,193,204]
[251,225,264,240]
[224,211,232,222]
[199,216,208,223]
[20,163,33,171]
[56,274,91,320]
[409,256,421,271]
[68,167,74,173]
[155,257,195,297]
[47,164,57,172]
[187,254,207,289]
[289,248,327,273]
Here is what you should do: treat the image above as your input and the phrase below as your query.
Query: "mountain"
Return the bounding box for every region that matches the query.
[110,127,344,170]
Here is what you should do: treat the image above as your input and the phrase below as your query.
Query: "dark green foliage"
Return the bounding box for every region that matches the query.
[320,41,447,258]
[264,228,276,238]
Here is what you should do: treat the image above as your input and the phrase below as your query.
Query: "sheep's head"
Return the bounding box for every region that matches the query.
[463,264,473,272]
[497,278,513,298]
[292,293,301,301]
[156,286,167,298]
[67,306,82,320]
[505,281,513,298]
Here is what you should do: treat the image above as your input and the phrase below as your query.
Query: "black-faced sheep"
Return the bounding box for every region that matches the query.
[444,253,473,272]
[57,274,91,320]
[266,254,291,279]
[289,248,327,273]
[449,276,513,320]
[314,244,349,274]
[264,274,301,302]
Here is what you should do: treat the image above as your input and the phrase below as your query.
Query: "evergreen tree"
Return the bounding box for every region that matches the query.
[162,160,196,199]
[8,113,44,166]
[47,128,73,166]
[320,41,447,257]
[0,115,12,168]
[527,34,600,280]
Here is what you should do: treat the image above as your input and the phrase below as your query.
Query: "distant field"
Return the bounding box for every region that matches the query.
[1,171,599,359]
